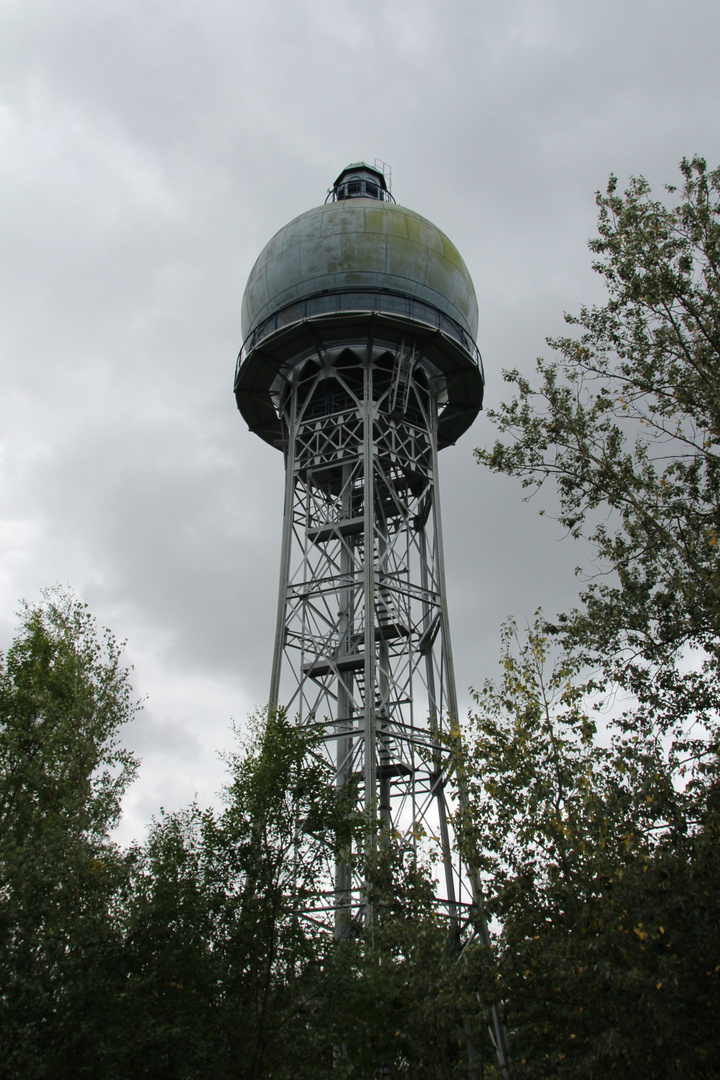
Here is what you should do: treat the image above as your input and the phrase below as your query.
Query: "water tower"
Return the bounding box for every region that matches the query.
[234,162,508,1066]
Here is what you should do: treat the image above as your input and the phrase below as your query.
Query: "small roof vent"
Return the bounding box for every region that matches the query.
[327,162,395,204]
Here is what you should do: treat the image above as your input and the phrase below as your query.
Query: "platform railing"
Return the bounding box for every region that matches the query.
[236,289,484,380]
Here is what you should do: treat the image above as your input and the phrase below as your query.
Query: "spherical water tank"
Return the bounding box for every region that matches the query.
[241,199,479,341]
[235,164,483,449]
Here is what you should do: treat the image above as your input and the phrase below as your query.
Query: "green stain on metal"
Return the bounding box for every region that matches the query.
[441,236,466,271]
[404,212,443,255]
[241,198,478,340]
[364,206,409,239]
[340,230,385,273]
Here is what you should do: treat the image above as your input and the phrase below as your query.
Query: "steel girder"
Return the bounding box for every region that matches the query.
[267,335,470,927]
[258,324,510,1075]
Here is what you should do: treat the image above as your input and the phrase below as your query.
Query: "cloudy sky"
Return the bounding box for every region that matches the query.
[1,0,718,842]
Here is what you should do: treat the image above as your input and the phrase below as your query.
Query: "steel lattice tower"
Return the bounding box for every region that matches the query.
[234,163,508,1068]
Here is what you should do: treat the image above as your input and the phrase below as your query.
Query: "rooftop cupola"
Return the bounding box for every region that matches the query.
[327,162,395,203]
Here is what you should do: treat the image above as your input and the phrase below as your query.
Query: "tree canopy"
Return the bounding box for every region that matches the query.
[457,616,720,1078]
[478,157,720,696]
[0,597,476,1079]
[0,588,139,1079]
[461,158,720,1078]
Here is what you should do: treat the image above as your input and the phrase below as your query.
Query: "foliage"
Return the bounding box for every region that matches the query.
[116,709,353,1079]
[476,156,720,708]
[0,600,479,1080]
[465,158,720,1077]
[0,588,139,1079]
[120,715,478,1079]
[456,618,720,1078]
[324,843,480,1080]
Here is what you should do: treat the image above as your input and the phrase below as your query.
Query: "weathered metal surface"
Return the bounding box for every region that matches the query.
[234,308,483,450]
[241,199,479,339]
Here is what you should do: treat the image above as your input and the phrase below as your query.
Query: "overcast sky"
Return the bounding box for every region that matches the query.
[1,0,718,842]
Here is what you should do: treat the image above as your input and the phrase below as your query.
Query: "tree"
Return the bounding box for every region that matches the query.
[461,159,720,1077]
[322,842,482,1080]
[118,710,360,1079]
[477,156,720,713]
[0,590,485,1077]
[0,588,139,1079]
[119,712,479,1079]
[456,617,720,1079]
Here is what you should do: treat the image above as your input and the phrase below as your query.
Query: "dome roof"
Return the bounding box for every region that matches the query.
[241,199,479,341]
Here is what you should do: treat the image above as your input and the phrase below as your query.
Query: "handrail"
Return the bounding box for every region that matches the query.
[236,289,483,379]
[325,179,396,204]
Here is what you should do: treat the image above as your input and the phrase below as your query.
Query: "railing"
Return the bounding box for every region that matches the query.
[235,290,484,381]
[325,178,396,203]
